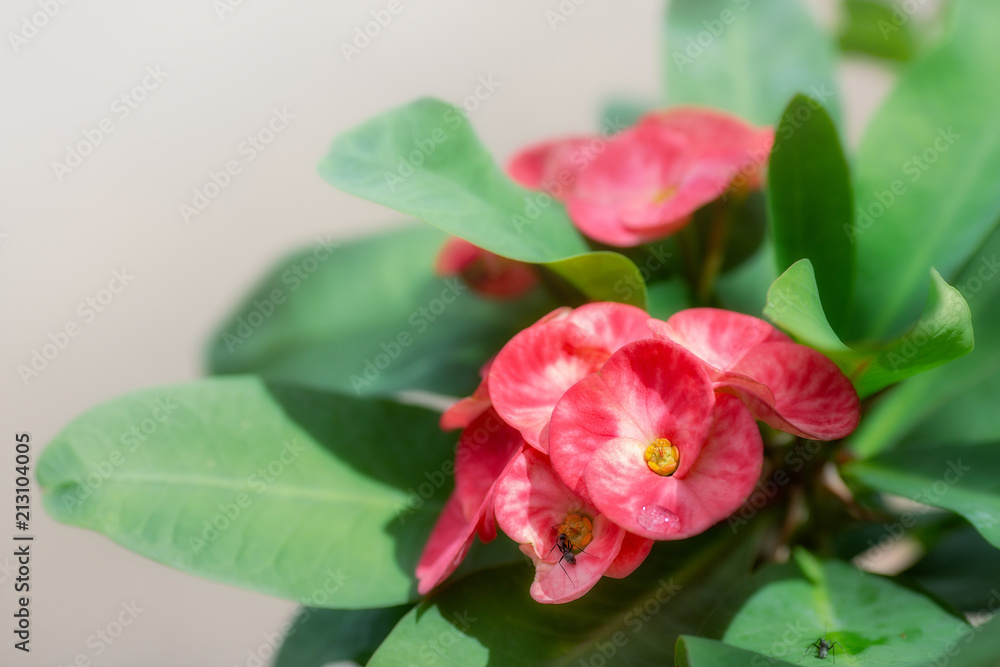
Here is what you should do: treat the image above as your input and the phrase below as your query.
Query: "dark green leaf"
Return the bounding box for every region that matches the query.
[905,523,1000,613]
[939,614,1000,667]
[723,550,965,665]
[207,225,555,397]
[838,0,917,61]
[768,95,854,334]
[39,378,456,608]
[844,444,1000,550]
[664,0,840,126]
[850,0,1000,338]
[369,529,758,666]
[275,605,411,667]
[318,97,646,306]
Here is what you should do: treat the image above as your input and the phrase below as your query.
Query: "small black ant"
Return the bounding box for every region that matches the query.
[547,529,589,583]
[798,637,845,663]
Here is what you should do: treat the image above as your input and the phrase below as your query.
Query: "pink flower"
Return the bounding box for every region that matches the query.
[415,409,524,595]
[508,107,774,247]
[649,309,860,440]
[493,448,653,603]
[435,237,537,299]
[548,338,764,540]
[487,302,652,451]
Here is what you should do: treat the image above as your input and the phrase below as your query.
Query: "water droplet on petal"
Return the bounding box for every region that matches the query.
[637,505,680,534]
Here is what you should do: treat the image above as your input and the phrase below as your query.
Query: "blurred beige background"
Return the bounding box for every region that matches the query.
[0,1,903,665]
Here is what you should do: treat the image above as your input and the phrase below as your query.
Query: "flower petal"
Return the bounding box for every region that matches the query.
[549,338,715,494]
[454,409,525,540]
[493,448,587,550]
[727,341,860,440]
[494,448,627,604]
[490,320,603,450]
[650,308,789,372]
[507,138,593,191]
[415,494,477,595]
[526,515,625,604]
[604,532,655,579]
[582,394,762,540]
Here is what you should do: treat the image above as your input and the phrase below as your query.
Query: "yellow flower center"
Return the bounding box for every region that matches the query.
[651,185,678,204]
[555,513,593,551]
[644,438,679,476]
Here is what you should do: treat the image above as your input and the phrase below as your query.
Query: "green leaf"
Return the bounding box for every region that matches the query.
[838,0,917,62]
[318,97,645,306]
[845,225,1000,458]
[768,95,855,334]
[664,0,840,126]
[544,251,648,309]
[675,636,798,667]
[851,0,1000,338]
[275,605,411,667]
[207,225,555,397]
[369,529,758,666]
[38,377,456,608]
[764,260,851,353]
[844,444,1000,550]
[723,550,965,665]
[764,260,973,398]
[904,523,1000,613]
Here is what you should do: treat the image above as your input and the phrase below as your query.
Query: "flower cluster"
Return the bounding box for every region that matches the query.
[417,304,859,603]
[508,107,774,247]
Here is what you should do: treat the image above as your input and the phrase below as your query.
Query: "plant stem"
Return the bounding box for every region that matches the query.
[695,198,736,304]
